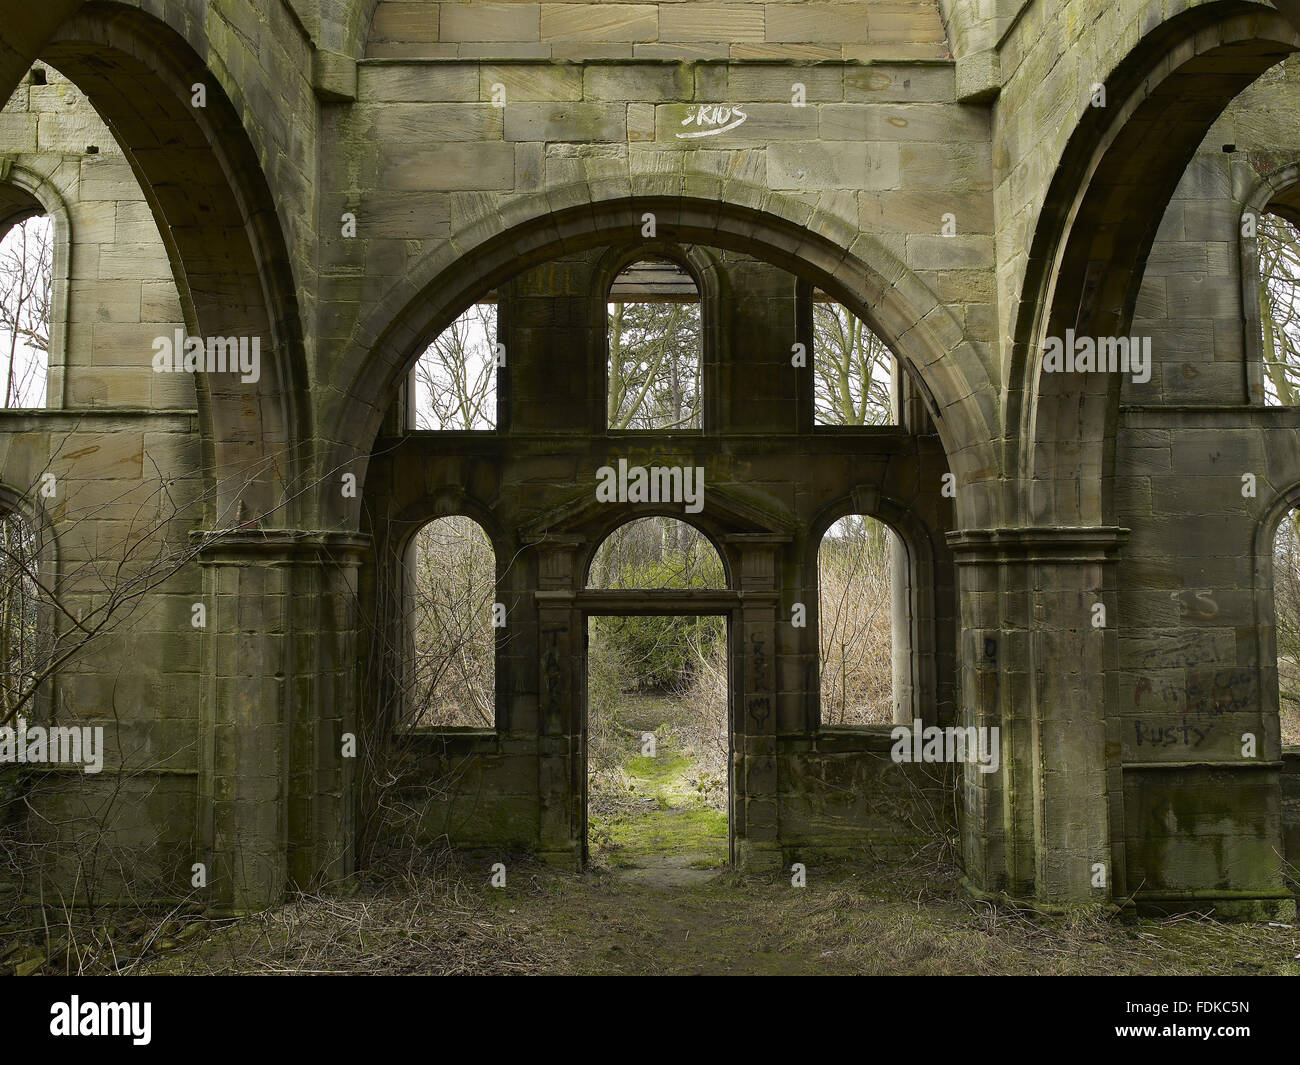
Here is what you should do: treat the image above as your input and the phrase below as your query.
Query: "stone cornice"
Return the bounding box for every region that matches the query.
[946,526,1129,564]
[191,529,371,565]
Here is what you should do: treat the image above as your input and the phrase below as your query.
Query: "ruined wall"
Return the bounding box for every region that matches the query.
[0,66,205,903]
[1108,56,1300,914]
[0,68,188,408]
[0,0,1298,915]
[358,247,957,864]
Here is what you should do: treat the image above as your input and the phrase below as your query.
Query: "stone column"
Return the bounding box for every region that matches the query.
[726,534,789,871]
[195,530,367,913]
[531,535,584,866]
[948,527,1126,904]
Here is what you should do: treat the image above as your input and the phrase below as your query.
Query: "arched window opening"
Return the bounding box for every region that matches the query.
[585,516,727,869]
[607,259,701,430]
[0,506,41,723]
[404,515,496,728]
[410,300,497,429]
[812,290,897,426]
[587,515,724,590]
[1272,509,1300,745]
[1260,211,1300,407]
[0,213,52,409]
[818,514,900,726]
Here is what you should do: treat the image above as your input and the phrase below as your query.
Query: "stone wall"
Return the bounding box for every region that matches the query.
[0,65,204,904]
[365,1,951,61]
[359,247,957,865]
[1,0,1299,917]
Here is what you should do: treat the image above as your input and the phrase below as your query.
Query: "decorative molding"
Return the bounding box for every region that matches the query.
[947,525,1129,564]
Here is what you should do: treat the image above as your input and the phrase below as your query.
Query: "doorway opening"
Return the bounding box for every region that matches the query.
[585,610,730,878]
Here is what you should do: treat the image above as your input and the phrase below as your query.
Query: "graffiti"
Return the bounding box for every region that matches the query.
[1169,588,1219,621]
[1133,721,1212,748]
[1132,668,1256,718]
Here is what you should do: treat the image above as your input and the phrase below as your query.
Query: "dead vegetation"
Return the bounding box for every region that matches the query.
[4,849,1295,976]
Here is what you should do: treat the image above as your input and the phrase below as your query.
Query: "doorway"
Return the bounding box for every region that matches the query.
[583,610,731,878]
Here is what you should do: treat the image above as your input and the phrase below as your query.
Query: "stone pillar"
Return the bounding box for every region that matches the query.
[726,534,789,871]
[948,527,1126,904]
[195,530,367,913]
[531,535,584,866]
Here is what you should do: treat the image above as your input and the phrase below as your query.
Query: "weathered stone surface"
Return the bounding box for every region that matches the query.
[0,0,1294,921]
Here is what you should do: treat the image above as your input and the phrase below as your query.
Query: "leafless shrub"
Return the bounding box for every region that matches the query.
[818,515,894,726]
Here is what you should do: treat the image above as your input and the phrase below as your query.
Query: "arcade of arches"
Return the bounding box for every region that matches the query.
[0,0,1298,919]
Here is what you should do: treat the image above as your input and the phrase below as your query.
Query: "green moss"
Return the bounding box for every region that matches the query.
[589,723,728,870]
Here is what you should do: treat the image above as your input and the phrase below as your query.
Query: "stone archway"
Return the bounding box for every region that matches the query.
[1013,6,1300,526]
[979,3,1300,913]
[326,192,1003,534]
[36,3,312,523]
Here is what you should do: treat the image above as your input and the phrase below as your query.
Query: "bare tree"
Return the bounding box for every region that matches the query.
[607,299,701,430]
[0,214,52,409]
[818,514,894,725]
[1260,211,1300,406]
[812,299,894,426]
[405,515,497,728]
[1273,509,1300,744]
[412,303,497,430]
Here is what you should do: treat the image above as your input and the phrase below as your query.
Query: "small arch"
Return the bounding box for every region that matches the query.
[807,492,941,730]
[586,515,727,590]
[1252,484,1300,754]
[1270,509,1300,746]
[816,514,904,727]
[604,255,703,431]
[1240,162,1300,404]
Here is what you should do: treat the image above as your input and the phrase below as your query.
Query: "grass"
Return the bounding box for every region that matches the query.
[4,692,1295,976]
[587,694,729,871]
[6,851,1295,976]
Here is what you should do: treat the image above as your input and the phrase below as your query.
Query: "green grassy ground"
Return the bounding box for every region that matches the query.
[587,695,728,872]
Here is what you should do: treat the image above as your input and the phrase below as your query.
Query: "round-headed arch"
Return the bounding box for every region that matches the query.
[585,512,731,592]
[1240,161,1300,403]
[0,165,71,408]
[1012,2,1300,526]
[32,3,311,525]
[331,192,1002,530]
